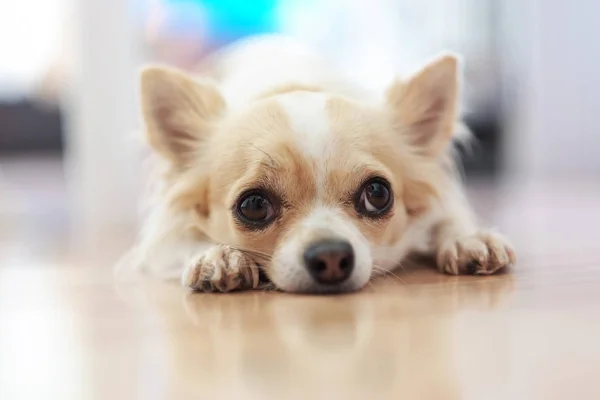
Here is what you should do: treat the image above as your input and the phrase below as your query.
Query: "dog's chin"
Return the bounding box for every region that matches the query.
[267,267,372,294]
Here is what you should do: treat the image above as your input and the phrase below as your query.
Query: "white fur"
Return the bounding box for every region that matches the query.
[203,35,374,109]
[277,91,332,195]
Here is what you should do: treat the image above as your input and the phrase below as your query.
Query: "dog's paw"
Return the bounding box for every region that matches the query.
[437,232,516,275]
[182,245,261,292]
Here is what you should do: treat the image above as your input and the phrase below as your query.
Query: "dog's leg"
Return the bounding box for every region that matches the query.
[181,245,263,292]
[433,187,516,275]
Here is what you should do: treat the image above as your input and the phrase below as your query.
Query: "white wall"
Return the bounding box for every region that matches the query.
[0,0,66,100]
[279,0,493,91]
[64,0,142,246]
[502,0,600,181]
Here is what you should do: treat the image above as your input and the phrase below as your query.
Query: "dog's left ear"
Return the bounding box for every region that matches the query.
[386,54,460,156]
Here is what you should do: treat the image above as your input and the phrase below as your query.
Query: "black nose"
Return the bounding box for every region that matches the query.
[303,239,355,285]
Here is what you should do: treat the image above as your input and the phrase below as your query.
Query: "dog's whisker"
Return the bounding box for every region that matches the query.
[248,253,272,262]
[372,265,406,284]
[228,246,273,261]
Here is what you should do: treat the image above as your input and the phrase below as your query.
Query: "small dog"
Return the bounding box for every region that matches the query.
[123,36,515,293]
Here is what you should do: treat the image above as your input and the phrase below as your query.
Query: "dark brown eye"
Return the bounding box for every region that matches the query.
[235,191,277,227]
[356,178,393,217]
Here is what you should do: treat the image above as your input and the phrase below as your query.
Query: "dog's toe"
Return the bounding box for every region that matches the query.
[438,232,515,275]
[182,245,261,292]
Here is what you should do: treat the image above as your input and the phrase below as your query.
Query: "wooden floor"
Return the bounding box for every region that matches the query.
[1,159,600,399]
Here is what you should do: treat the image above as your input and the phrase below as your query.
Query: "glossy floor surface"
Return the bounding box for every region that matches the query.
[1,159,600,399]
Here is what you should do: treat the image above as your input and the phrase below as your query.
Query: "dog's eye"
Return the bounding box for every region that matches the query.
[356,178,393,217]
[235,191,277,227]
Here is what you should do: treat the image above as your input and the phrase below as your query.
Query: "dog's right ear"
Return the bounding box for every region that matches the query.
[386,54,459,157]
[140,66,225,167]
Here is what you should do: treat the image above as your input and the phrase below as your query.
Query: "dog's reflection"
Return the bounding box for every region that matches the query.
[115,273,514,399]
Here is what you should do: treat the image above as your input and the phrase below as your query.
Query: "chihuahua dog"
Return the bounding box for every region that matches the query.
[122,36,515,293]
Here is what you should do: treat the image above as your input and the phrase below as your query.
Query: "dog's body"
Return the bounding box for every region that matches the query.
[121,35,515,293]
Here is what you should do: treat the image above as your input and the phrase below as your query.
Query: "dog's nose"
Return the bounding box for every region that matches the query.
[303,239,355,285]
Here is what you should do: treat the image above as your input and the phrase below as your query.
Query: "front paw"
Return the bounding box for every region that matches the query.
[182,245,261,292]
[437,232,516,275]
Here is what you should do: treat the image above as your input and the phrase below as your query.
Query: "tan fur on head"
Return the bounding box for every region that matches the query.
[257,83,323,99]
[122,38,514,292]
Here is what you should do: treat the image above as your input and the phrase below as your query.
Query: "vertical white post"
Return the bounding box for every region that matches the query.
[501,0,600,181]
[64,0,142,248]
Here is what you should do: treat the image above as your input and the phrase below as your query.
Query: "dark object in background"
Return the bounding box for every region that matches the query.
[0,100,63,154]
[461,114,502,179]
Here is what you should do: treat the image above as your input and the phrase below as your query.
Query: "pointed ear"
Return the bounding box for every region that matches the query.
[386,54,460,156]
[140,66,225,166]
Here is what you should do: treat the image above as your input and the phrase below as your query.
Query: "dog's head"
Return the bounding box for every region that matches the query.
[140,55,459,293]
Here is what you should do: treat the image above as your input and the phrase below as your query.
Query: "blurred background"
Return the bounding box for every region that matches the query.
[1,0,599,263]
